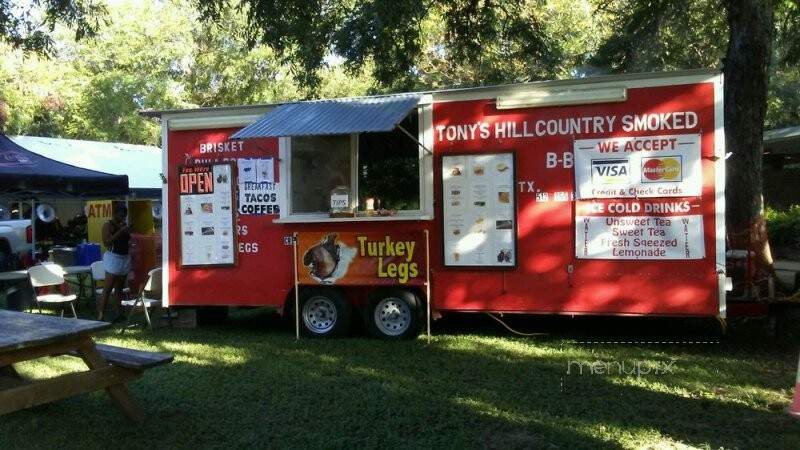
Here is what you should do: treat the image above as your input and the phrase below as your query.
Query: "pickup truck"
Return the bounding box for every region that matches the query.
[0,219,32,270]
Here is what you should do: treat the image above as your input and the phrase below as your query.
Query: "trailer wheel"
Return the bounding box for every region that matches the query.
[299,288,351,338]
[365,289,423,340]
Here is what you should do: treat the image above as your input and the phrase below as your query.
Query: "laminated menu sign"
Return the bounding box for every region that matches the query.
[237,157,280,215]
[179,162,237,267]
[442,153,516,267]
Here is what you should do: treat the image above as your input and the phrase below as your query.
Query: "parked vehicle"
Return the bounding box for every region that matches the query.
[0,219,32,270]
[146,69,726,338]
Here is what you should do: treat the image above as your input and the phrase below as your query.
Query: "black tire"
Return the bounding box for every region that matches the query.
[0,250,10,272]
[364,288,424,340]
[299,287,351,338]
[0,240,12,272]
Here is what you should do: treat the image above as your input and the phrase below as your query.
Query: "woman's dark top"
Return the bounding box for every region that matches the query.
[109,221,130,255]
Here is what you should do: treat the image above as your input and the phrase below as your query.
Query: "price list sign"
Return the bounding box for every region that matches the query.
[178,162,238,267]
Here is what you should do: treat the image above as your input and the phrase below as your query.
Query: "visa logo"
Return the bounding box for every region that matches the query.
[591,159,629,185]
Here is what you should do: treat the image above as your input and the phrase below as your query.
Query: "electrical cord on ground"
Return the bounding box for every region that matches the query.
[485,312,548,337]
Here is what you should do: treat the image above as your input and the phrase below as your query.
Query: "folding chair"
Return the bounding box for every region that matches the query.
[90,260,130,300]
[122,268,164,330]
[27,264,78,318]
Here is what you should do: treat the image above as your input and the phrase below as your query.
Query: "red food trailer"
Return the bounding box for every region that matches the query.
[147,69,726,339]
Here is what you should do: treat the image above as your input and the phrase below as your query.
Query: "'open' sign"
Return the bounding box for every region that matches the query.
[180,170,214,194]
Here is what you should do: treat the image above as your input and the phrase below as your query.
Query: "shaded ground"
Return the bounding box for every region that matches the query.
[0,309,798,449]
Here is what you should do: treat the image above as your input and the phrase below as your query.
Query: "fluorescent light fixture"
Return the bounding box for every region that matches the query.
[496,87,627,109]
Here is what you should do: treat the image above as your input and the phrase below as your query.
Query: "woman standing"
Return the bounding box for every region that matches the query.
[97,203,130,321]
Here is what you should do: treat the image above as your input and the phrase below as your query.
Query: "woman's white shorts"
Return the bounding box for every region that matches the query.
[103,251,131,276]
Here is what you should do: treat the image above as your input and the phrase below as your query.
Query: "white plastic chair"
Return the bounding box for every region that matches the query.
[90,260,130,299]
[122,268,163,330]
[28,264,78,318]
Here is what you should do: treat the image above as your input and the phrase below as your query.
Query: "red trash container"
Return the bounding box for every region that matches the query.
[129,233,162,292]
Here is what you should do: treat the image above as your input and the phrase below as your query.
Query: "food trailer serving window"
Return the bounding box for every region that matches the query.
[290,111,421,214]
[290,134,353,214]
[232,95,431,222]
[357,112,421,212]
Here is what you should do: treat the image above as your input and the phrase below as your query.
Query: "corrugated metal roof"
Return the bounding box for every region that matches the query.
[231,94,421,139]
[10,136,161,189]
[764,125,800,143]
[764,125,800,155]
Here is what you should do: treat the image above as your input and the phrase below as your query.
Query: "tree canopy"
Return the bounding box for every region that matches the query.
[0,0,106,53]
[0,0,376,144]
[591,0,800,130]
[197,0,608,90]
[1,0,798,141]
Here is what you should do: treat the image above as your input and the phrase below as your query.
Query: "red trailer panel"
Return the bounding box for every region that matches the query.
[160,71,726,327]
[430,82,720,316]
[165,130,291,306]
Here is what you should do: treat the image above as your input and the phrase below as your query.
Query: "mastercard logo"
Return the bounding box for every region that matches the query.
[642,156,682,182]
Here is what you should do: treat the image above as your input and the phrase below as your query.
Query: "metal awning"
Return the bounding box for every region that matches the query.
[764,125,800,155]
[231,94,422,139]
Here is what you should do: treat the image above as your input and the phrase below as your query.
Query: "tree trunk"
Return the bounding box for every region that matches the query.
[723,0,775,297]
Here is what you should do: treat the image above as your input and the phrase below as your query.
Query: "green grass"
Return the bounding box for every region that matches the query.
[0,310,798,449]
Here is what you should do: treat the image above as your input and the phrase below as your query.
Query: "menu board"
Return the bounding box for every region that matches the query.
[237,157,280,215]
[442,153,516,267]
[178,162,237,267]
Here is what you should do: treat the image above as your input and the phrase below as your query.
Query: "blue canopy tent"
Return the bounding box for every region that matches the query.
[0,133,129,262]
[11,136,160,199]
[0,133,128,197]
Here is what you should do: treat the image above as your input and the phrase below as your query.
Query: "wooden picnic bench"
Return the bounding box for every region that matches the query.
[0,310,173,421]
